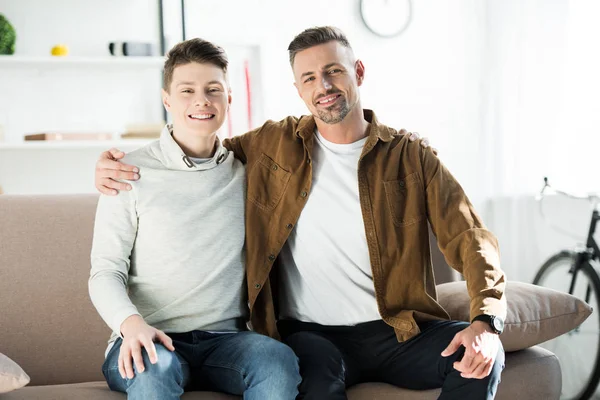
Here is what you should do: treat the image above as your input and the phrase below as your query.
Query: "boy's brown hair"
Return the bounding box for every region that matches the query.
[287,26,352,67]
[163,38,228,92]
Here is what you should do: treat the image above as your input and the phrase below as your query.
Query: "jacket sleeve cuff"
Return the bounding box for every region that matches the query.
[469,295,508,322]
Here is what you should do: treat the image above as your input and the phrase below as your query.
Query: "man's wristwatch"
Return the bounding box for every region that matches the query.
[472,314,505,335]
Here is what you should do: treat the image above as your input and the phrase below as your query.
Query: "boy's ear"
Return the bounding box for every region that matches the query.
[162,89,171,111]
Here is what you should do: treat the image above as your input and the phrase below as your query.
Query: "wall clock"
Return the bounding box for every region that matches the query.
[360,0,412,38]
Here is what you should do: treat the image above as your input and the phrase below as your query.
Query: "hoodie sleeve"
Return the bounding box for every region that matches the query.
[89,188,141,336]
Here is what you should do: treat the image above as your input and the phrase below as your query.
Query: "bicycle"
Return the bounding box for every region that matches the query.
[533,177,600,400]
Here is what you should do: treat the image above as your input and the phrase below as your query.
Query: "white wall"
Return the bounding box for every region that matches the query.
[2,0,597,282]
[0,0,487,188]
[182,0,487,203]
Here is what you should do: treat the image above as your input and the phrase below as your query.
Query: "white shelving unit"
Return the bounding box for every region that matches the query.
[0,139,154,150]
[0,48,260,195]
[0,55,165,69]
[0,55,164,194]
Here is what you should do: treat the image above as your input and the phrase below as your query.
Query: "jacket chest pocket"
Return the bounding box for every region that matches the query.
[384,173,426,227]
[248,153,291,212]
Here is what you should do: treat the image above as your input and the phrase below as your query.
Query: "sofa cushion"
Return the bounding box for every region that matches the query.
[0,353,30,394]
[0,194,111,386]
[1,347,558,400]
[437,280,592,351]
[0,381,238,400]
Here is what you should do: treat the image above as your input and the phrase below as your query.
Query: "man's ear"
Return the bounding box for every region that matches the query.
[162,89,171,111]
[355,59,365,87]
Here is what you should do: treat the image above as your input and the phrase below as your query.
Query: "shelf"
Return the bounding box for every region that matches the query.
[0,55,165,69]
[0,139,154,150]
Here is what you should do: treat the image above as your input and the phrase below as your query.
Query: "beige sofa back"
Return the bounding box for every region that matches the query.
[0,194,108,385]
[0,194,457,387]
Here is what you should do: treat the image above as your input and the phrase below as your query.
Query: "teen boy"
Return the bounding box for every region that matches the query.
[89,38,301,400]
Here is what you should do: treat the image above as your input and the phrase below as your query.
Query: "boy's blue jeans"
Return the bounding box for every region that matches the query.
[102,330,301,400]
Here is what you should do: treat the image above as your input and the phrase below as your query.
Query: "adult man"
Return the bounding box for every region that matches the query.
[95,27,506,400]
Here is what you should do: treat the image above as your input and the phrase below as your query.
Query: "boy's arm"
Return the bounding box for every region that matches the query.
[89,188,175,379]
[89,189,140,334]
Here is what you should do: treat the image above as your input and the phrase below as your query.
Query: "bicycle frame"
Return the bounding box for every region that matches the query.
[536,177,600,400]
[569,209,600,298]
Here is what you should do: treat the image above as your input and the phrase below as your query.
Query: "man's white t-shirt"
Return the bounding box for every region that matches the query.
[278,129,381,326]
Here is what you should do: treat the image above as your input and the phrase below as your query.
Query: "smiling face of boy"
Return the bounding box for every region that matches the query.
[162,62,231,140]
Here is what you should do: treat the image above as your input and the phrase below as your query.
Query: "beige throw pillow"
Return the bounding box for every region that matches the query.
[0,353,30,393]
[437,281,593,352]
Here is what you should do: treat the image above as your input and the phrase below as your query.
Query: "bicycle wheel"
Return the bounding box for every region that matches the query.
[533,251,600,400]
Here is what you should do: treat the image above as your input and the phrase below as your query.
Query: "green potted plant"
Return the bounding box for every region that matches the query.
[0,14,16,55]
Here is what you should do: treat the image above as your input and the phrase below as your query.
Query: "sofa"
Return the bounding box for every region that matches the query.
[0,194,564,399]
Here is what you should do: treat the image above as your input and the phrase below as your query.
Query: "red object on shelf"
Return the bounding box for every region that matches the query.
[227,107,233,138]
[244,59,252,131]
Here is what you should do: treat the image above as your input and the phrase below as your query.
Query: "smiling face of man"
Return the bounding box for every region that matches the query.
[292,40,364,125]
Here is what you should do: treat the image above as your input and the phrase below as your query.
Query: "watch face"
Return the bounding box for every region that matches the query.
[492,317,504,332]
[360,0,412,38]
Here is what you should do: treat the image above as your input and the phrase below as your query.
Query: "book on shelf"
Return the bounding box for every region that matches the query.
[119,122,164,139]
[120,133,160,139]
[24,133,113,141]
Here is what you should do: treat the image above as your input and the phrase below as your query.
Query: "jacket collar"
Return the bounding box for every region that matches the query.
[294,109,396,143]
[159,124,229,171]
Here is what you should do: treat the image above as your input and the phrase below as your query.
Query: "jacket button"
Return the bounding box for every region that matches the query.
[399,181,405,188]
[254,283,261,289]
[301,191,307,198]
[286,223,293,229]
[272,165,278,171]
[268,254,276,261]
[307,159,311,164]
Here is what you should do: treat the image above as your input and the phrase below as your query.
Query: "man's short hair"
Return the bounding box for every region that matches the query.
[163,38,228,92]
[287,26,352,67]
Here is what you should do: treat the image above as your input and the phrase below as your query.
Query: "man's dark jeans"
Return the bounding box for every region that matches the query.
[278,319,504,400]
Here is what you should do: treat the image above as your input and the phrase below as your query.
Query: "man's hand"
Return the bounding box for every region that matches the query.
[95,148,140,196]
[402,130,438,155]
[118,315,175,379]
[441,321,501,379]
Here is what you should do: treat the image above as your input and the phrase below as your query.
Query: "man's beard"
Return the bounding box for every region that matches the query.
[315,97,351,124]
[313,89,352,124]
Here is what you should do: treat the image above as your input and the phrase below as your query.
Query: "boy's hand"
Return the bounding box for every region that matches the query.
[95,148,140,196]
[118,315,175,379]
